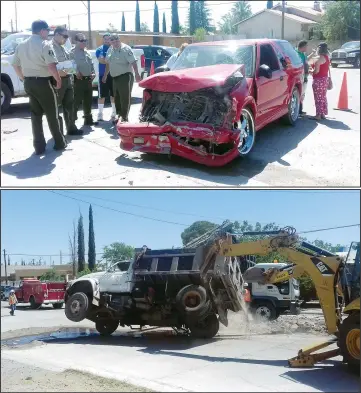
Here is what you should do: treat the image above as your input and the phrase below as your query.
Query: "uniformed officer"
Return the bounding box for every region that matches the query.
[102,34,141,124]
[12,20,67,154]
[52,26,82,136]
[71,33,97,126]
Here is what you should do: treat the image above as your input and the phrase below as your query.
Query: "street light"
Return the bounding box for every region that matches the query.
[81,0,92,49]
[281,0,285,39]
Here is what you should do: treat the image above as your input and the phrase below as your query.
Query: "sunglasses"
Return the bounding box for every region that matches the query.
[59,33,69,39]
[110,39,120,42]
[77,39,87,43]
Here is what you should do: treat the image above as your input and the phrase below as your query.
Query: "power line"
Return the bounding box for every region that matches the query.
[299,224,360,234]
[48,190,189,227]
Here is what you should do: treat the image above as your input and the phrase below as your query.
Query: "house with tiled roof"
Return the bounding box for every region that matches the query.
[234,1,323,41]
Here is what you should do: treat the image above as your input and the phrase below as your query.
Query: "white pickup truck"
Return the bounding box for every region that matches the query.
[1,31,145,114]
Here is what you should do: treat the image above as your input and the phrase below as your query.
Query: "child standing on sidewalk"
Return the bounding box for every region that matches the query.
[8,290,18,316]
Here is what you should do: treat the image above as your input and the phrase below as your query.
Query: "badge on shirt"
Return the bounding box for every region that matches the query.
[49,49,55,56]
[126,49,133,56]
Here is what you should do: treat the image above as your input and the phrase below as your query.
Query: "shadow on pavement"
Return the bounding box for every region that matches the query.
[115,117,321,186]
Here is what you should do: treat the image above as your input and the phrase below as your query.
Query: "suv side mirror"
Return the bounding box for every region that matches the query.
[155,65,170,74]
[259,64,272,78]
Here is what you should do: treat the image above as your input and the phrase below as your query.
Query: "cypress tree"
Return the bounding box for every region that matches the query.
[88,205,96,271]
[171,0,180,34]
[135,0,141,32]
[77,213,85,272]
[121,11,126,31]
[189,0,196,35]
[153,1,159,33]
[162,12,167,33]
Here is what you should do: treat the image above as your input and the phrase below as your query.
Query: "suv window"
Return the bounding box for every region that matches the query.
[259,44,280,71]
[276,41,303,67]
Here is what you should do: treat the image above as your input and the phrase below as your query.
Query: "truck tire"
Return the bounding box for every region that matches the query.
[339,312,360,372]
[188,313,219,339]
[53,303,64,309]
[331,63,338,68]
[95,319,119,336]
[1,81,12,114]
[252,302,277,321]
[176,285,208,315]
[354,56,360,69]
[282,87,300,126]
[29,296,42,310]
[65,292,89,322]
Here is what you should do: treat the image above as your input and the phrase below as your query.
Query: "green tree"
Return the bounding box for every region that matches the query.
[194,27,206,41]
[267,0,273,9]
[153,1,160,33]
[181,220,218,246]
[218,1,252,34]
[88,204,96,271]
[189,0,196,35]
[179,24,189,35]
[196,1,212,32]
[171,0,180,34]
[102,242,135,268]
[77,213,85,273]
[39,268,63,282]
[321,0,360,41]
[140,22,150,32]
[121,12,126,32]
[162,12,167,33]
[76,267,92,278]
[135,0,141,32]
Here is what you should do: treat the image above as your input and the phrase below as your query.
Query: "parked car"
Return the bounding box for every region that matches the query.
[331,41,360,68]
[117,39,304,167]
[131,45,178,78]
[1,31,146,113]
[1,285,15,300]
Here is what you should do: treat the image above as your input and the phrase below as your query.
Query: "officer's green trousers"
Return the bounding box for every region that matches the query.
[112,72,134,120]
[24,77,67,153]
[73,77,93,121]
[57,76,77,134]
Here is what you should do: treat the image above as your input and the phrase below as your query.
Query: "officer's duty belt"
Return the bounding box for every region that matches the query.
[24,76,51,80]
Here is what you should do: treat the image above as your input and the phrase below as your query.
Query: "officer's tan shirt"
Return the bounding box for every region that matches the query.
[71,47,94,76]
[106,43,136,77]
[52,39,70,62]
[12,35,57,77]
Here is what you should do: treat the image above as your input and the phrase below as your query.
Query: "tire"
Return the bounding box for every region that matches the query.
[331,64,338,68]
[252,302,277,321]
[1,81,12,114]
[283,87,300,126]
[354,57,360,69]
[52,303,64,309]
[176,285,208,315]
[29,296,42,310]
[95,318,119,336]
[237,107,256,156]
[65,292,89,322]
[188,313,220,339]
[339,312,360,372]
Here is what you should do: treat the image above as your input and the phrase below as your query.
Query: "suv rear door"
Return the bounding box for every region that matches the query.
[255,43,288,125]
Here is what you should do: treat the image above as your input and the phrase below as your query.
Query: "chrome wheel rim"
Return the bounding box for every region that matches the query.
[238,109,255,155]
[290,90,299,122]
[70,299,81,314]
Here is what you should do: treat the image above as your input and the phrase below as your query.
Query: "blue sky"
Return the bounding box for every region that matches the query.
[1,190,360,266]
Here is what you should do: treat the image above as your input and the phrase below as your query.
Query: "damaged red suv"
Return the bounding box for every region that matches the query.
[117,39,304,167]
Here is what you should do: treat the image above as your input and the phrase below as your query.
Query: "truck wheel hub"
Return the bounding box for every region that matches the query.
[70,300,81,313]
[256,306,271,319]
[184,292,201,308]
[346,328,360,359]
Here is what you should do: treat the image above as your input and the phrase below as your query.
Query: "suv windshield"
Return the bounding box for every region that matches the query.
[107,261,131,272]
[341,41,360,49]
[173,44,255,77]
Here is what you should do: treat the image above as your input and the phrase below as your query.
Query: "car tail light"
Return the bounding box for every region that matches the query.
[141,54,145,69]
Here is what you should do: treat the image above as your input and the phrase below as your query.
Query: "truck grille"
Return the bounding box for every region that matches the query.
[332,51,347,59]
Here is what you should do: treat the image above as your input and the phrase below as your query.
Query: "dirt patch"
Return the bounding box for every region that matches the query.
[1,358,154,392]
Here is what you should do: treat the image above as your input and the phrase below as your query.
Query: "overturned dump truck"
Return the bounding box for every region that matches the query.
[64,241,248,337]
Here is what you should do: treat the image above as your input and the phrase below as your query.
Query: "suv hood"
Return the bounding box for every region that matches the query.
[139,64,244,93]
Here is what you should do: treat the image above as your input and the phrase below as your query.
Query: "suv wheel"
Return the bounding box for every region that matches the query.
[283,87,300,126]
[1,82,12,114]
[237,108,256,156]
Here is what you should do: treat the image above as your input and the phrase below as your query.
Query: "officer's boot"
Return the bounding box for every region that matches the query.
[84,115,98,126]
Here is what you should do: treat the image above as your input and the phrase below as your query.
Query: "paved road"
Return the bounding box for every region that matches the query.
[1,66,360,187]
[1,303,359,392]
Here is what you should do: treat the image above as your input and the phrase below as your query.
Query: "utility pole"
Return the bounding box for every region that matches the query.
[14,1,18,32]
[60,250,63,265]
[281,0,285,39]
[68,14,71,30]
[3,249,8,285]
[10,19,14,33]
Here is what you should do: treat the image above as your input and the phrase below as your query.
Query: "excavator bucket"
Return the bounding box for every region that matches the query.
[242,266,268,284]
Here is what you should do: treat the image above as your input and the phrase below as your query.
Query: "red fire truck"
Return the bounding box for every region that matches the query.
[14,279,67,309]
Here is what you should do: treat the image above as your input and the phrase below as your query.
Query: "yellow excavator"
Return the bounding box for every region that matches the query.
[199,227,360,371]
